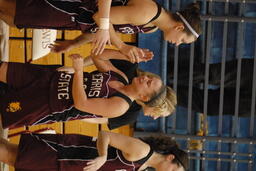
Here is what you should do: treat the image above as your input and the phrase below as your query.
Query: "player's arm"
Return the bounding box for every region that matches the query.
[84,131,150,171]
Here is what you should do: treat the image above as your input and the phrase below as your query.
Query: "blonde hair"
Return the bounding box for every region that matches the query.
[136,69,161,79]
[146,86,177,117]
[136,69,177,117]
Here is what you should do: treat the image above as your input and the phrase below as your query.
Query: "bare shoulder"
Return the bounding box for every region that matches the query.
[128,0,158,12]
[128,0,156,6]
[122,139,151,162]
[126,0,159,23]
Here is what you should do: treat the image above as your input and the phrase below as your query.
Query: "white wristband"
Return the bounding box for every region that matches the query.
[99,18,109,30]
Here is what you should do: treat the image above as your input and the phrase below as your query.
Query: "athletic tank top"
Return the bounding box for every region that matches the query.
[89,0,162,34]
[27,134,154,171]
[43,0,161,33]
[32,70,132,125]
[49,70,130,110]
[70,60,140,130]
[112,1,162,34]
[42,0,128,32]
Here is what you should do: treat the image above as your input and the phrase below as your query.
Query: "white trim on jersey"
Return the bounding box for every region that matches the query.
[32,134,58,152]
[32,106,72,125]
[59,0,82,2]
[30,134,140,170]
[33,134,120,162]
[44,0,96,25]
[137,26,144,33]
[116,150,136,171]
[32,106,99,126]
[116,0,128,5]
[44,0,77,15]
[34,134,98,151]
[79,6,95,14]
[105,71,112,98]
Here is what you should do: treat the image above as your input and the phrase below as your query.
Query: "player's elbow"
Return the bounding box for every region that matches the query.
[73,100,87,112]
[100,111,122,118]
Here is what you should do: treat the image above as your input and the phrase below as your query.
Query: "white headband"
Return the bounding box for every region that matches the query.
[176,12,199,38]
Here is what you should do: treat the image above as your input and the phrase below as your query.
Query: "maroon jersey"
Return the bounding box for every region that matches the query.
[15,133,154,171]
[49,70,123,114]
[14,0,161,34]
[108,1,162,34]
[0,63,131,129]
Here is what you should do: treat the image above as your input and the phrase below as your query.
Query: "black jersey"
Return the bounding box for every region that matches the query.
[107,60,142,129]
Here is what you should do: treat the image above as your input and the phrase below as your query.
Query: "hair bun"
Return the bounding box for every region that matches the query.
[189,2,200,10]
[185,2,200,14]
[169,140,178,148]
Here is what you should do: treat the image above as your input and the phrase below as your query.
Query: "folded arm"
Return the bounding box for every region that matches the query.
[84,131,150,171]
[70,54,130,118]
[92,49,153,82]
[99,131,151,162]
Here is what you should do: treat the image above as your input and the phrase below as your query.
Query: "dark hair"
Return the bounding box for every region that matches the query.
[141,136,189,170]
[172,3,202,37]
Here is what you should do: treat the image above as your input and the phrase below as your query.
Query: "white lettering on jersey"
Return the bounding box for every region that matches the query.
[115,170,127,171]
[83,77,88,90]
[88,73,103,97]
[57,73,72,99]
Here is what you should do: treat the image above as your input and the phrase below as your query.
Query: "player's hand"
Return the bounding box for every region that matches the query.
[69,54,84,72]
[57,66,75,74]
[91,29,111,55]
[83,155,107,171]
[120,44,153,63]
[137,49,154,63]
[49,40,74,53]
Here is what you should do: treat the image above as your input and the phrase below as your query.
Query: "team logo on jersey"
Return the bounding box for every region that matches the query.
[6,102,22,112]
[119,27,135,34]
[90,27,99,33]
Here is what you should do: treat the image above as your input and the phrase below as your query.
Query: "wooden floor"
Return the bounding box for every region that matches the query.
[3,27,136,171]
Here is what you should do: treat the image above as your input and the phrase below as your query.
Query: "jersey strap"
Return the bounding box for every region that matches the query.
[117,147,154,165]
[111,71,129,85]
[111,91,133,107]
[144,1,162,25]
[134,147,154,164]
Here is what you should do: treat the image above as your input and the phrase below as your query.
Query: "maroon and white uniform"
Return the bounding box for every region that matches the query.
[15,133,154,171]
[0,63,132,129]
[14,0,161,34]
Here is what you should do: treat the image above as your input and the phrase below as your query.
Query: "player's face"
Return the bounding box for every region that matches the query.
[156,157,184,171]
[164,26,196,46]
[157,163,183,171]
[132,75,162,102]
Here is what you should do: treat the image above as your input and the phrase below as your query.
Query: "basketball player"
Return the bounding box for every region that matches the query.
[0,131,188,171]
[0,49,176,129]
[0,0,201,59]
